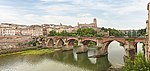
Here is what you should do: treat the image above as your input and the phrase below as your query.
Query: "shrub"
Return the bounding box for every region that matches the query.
[123,52,150,71]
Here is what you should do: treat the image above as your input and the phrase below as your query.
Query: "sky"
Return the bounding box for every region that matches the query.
[0,0,149,30]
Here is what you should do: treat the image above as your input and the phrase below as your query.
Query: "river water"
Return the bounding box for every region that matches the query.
[0,41,143,71]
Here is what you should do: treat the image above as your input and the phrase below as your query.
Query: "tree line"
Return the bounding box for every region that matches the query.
[48,28,103,37]
[48,27,146,37]
[101,27,146,37]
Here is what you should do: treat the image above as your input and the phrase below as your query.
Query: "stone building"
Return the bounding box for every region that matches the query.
[78,18,97,28]
[0,23,29,36]
[29,25,43,36]
[20,25,44,36]
[146,2,150,60]
[15,28,21,35]
[0,27,15,36]
[44,23,77,34]
[21,28,31,36]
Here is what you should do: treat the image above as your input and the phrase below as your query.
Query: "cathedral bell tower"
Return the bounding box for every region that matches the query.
[93,18,97,27]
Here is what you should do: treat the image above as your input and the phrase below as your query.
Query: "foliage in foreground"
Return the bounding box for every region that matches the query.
[123,52,150,71]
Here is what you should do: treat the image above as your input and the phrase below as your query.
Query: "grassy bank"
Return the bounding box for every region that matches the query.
[21,49,54,55]
[0,49,54,57]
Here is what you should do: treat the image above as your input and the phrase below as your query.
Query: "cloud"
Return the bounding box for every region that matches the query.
[0,0,148,30]
[77,13,93,17]
[0,5,98,26]
[40,0,70,2]
[41,4,77,15]
[38,0,147,16]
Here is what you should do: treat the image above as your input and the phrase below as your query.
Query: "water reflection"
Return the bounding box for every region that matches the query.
[48,50,111,71]
[108,41,126,67]
[0,49,111,71]
[137,42,144,54]
[107,41,145,67]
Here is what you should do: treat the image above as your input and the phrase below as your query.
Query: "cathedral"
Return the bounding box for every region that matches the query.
[78,18,97,28]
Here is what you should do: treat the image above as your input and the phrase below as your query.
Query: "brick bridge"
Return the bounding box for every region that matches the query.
[36,36,145,55]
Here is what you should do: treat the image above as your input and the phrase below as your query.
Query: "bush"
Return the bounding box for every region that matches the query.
[123,52,150,71]
[27,40,37,46]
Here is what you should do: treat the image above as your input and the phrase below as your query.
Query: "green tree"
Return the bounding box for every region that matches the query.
[124,52,150,71]
[108,28,125,37]
[48,30,58,36]
[101,27,108,32]
[137,28,146,37]
[77,28,97,37]
[132,30,137,37]
[88,41,97,47]
[95,33,103,37]
[28,40,37,46]
[60,30,69,36]
[127,31,132,37]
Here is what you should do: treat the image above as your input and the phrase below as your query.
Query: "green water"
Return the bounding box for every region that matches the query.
[0,49,111,71]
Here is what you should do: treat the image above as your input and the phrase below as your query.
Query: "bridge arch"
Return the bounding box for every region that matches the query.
[103,39,125,45]
[47,38,54,47]
[103,40,126,53]
[81,39,97,47]
[67,39,78,46]
[107,41,126,66]
[134,42,145,54]
[56,39,65,47]
[41,38,46,46]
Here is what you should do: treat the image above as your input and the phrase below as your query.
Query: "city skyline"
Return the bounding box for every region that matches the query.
[0,0,148,30]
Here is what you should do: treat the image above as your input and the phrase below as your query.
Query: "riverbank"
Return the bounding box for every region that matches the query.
[0,47,55,56]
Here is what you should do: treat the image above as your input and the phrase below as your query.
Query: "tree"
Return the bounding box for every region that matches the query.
[137,28,146,37]
[88,41,97,47]
[95,33,104,37]
[77,28,97,37]
[48,30,58,36]
[127,31,132,37]
[60,30,69,36]
[132,30,137,37]
[101,27,108,32]
[123,52,150,71]
[107,28,125,37]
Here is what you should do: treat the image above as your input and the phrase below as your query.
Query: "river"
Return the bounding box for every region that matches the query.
[0,41,143,71]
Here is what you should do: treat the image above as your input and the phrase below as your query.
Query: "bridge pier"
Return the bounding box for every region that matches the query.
[62,42,73,51]
[96,40,103,47]
[76,45,88,54]
[41,38,46,47]
[76,40,88,53]
[124,41,136,60]
[95,42,108,57]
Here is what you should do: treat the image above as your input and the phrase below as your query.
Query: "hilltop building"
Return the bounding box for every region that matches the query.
[78,18,97,28]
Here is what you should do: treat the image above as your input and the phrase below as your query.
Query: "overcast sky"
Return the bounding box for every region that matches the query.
[0,0,149,30]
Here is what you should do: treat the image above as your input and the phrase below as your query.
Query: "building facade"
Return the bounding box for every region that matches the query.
[0,18,103,37]
[0,27,15,36]
[78,18,97,28]
[146,2,150,60]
